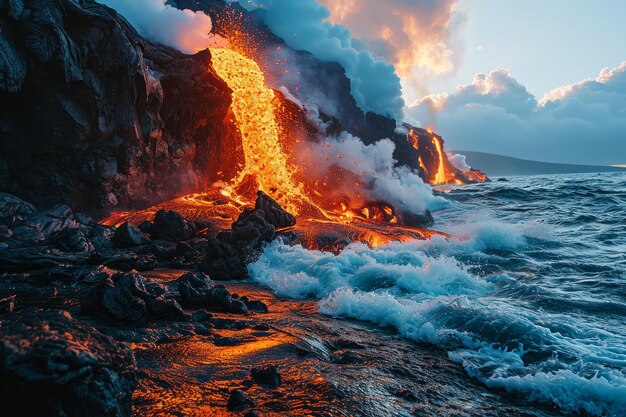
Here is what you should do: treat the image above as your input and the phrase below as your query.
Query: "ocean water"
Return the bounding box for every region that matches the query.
[249,172,626,416]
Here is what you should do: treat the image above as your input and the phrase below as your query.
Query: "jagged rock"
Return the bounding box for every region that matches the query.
[104,253,158,272]
[0,0,238,215]
[201,237,247,280]
[254,190,296,229]
[399,210,435,229]
[0,309,137,417]
[251,365,281,387]
[89,225,116,251]
[83,272,149,322]
[150,210,196,242]
[49,228,94,252]
[177,271,212,305]
[227,389,255,411]
[82,271,183,322]
[177,272,247,314]
[113,222,151,247]
[240,296,268,313]
[0,192,36,225]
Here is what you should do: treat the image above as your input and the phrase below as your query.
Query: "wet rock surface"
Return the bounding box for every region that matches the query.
[0,310,137,417]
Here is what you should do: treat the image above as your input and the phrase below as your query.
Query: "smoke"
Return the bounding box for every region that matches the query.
[98,0,223,53]
[303,133,446,214]
[319,0,463,104]
[238,0,405,119]
[447,153,471,172]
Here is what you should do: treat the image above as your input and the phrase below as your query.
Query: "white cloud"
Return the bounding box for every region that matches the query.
[407,62,626,165]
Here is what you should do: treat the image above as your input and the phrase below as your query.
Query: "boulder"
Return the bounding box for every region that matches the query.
[250,365,281,387]
[0,309,137,417]
[81,272,184,323]
[227,389,255,411]
[254,190,296,229]
[150,210,196,242]
[177,272,248,314]
[113,222,151,248]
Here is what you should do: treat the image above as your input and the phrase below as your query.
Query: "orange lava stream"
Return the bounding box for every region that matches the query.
[210,48,319,217]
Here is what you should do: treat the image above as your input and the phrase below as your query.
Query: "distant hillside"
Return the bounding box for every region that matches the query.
[456,151,626,177]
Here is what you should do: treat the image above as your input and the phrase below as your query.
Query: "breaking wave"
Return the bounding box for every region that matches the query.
[249,172,626,416]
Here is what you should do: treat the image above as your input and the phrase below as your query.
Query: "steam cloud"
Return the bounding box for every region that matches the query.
[305,133,446,214]
[98,0,221,53]
[408,62,626,165]
[238,0,405,119]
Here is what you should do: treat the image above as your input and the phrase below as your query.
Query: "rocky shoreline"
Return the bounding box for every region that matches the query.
[1,190,566,417]
[0,189,289,416]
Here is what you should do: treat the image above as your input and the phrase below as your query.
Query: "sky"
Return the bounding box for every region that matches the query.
[446,0,626,98]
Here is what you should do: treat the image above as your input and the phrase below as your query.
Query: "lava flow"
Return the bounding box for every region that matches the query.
[103,47,449,249]
[406,128,487,185]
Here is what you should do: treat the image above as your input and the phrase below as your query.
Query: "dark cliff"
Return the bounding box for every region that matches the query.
[0,0,241,216]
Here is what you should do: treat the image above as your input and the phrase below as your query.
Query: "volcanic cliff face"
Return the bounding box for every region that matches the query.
[0,0,241,216]
[172,0,485,185]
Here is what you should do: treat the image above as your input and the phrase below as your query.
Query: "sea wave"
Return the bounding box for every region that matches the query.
[249,172,626,416]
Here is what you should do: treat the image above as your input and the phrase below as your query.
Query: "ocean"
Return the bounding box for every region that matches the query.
[249,172,626,416]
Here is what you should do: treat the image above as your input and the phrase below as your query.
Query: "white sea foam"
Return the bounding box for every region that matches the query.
[248,215,626,415]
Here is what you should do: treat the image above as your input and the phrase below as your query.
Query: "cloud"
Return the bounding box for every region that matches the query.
[407,62,626,165]
[318,0,463,102]
[98,0,222,53]
[238,0,405,119]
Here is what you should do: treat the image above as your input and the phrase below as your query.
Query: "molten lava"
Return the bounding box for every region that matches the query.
[103,47,454,249]
[209,48,311,215]
[406,128,486,185]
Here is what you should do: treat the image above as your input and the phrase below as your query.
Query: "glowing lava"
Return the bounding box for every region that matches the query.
[209,48,310,215]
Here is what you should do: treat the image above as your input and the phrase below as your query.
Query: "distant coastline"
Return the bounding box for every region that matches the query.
[456,150,626,177]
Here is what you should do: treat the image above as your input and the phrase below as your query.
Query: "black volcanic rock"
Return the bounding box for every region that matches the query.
[251,365,281,387]
[113,222,151,247]
[227,389,255,411]
[81,271,185,322]
[0,309,137,417]
[255,190,296,229]
[150,210,197,242]
[0,0,239,215]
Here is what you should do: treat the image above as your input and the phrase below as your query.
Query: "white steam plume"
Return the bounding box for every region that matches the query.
[238,0,405,119]
[98,0,223,53]
[305,133,446,214]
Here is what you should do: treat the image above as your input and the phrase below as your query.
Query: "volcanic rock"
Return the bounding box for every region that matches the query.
[251,365,281,387]
[399,210,435,229]
[202,237,247,280]
[49,228,94,252]
[150,210,197,242]
[177,272,249,314]
[81,271,184,322]
[227,389,255,411]
[0,309,137,417]
[113,222,151,247]
[254,190,296,229]
[103,253,159,272]
[0,192,36,225]
[0,0,239,216]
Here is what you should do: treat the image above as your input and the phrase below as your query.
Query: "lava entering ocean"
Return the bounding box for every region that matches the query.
[103,46,459,249]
